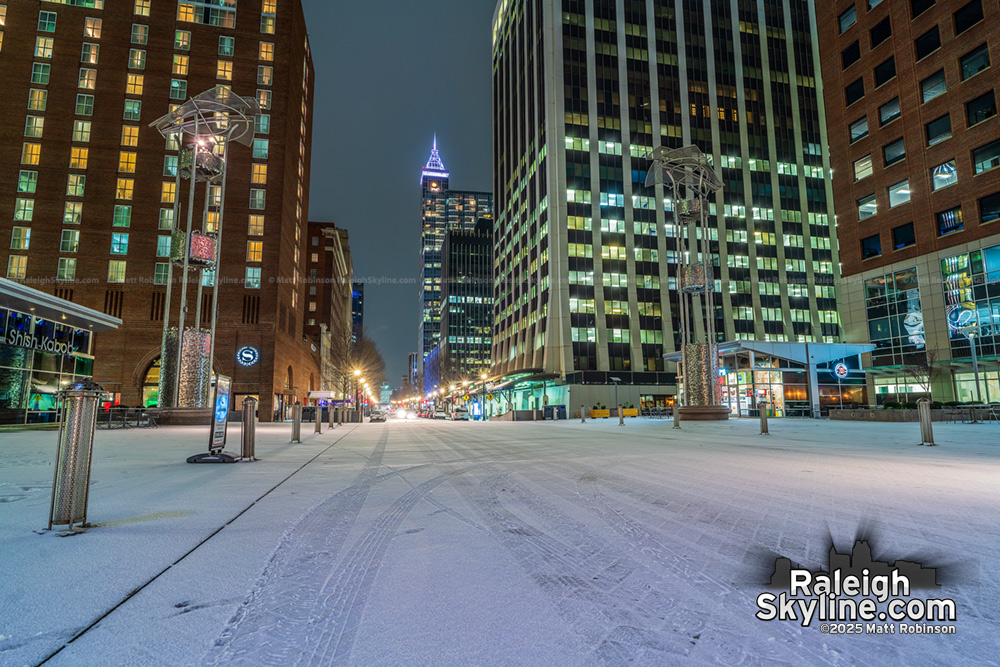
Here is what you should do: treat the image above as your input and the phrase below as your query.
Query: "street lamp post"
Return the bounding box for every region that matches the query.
[480,373,488,421]
[960,325,983,405]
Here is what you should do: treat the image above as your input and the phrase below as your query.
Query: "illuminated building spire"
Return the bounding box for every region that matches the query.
[424,134,447,173]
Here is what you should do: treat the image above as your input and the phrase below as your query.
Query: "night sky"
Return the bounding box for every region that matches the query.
[301,0,497,387]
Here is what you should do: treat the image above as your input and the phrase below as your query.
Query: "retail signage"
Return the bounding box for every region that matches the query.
[237,346,260,366]
[210,375,232,450]
[1,327,74,355]
[834,363,849,379]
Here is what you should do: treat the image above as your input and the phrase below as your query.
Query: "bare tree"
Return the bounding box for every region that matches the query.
[350,333,387,390]
[902,349,946,399]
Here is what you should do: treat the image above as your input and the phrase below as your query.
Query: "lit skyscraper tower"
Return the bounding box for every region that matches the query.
[491,0,841,410]
[417,137,492,390]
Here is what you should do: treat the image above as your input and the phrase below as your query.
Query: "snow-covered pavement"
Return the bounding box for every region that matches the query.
[0,417,998,666]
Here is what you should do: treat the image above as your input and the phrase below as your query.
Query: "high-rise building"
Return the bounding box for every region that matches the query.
[439,216,494,382]
[490,0,840,410]
[351,281,364,343]
[417,137,492,390]
[816,0,1000,404]
[0,0,314,421]
[305,221,353,399]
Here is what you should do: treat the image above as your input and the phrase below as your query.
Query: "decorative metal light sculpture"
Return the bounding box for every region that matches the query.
[150,87,260,408]
[645,146,728,419]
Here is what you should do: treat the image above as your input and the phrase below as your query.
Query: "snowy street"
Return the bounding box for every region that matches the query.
[1,417,998,666]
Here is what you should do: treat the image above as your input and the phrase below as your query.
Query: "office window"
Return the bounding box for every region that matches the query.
[17,170,37,194]
[216,60,232,81]
[245,267,262,289]
[845,78,864,106]
[121,126,139,147]
[15,199,35,222]
[159,209,174,230]
[858,194,877,220]
[21,143,40,165]
[259,42,274,61]
[219,35,234,56]
[966,91,996,127]
[154,263,170,285]
[257,89,272,109]
[117,152,136,173]
[839,6,856,33]
[108,260,127,283]
[131,23,148,44]
[24,116,44,138]
[879,97,901,125]
[248,215,264,236]
[853,154,873,180]
[85,17,102,39]
[78,68,97,89]
[35,36,54,58]
[955,1,984,35]
[253,139,269,159]
[849,117,869,142]
[173,55,189,76]
[937,207,963,236]
[38,11,56,32]
[170,79,188,100]
[911,0,934,18]
[66,174,86,197]
[251,164,267,184]
[134,0,150,16]
[116,178,134,200]
[914,26,939,61]
[163,155,178,177]
[925,115,951,146]
[60,230,79,253]
[81,43,99,65]
[124,100,142,121]
[931,160,958,190]
[75,94,95,116]
[31,63,51,85]
[70,148,89,170]
[255,114,270,134]
[161,182,176,203]
[980,191,1000,224]
[57,259,77,282]
[28,89,47,111]
[888,180,911,208]
[63,202,81,225]
[7,256,27,279]
[883,138,905,166]
[10,227,30,250]
[247,241,263,262]
[129,48,146,69]
[126,73,144,96]
[961,44,990,80]
[250,189,266,210]
[973,139,1000,174]
[870,17,891,48]
[920,70,946,103]
[861,235,882,260]
[892,223,915,250]
[874,57,895,87]
[258,65,273,85]
[175,30,191,50]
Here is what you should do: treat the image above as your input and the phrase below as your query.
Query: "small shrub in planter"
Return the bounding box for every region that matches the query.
[882,401,901,410]
[901,401,918,410]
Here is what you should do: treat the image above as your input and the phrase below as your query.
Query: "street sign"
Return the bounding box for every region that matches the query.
[486,393,494,401]
[210,375,232,450]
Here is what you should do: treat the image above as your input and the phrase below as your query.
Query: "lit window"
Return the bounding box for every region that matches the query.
[216,60,233,80]
[79,68,97,89]
[17,171,37,194]
[250,189,266,210]
[0,6,5,27]
[114,205,132,227]
[258,65,273,85]
[161,182,176,203]
[63,202,81,225]
[10,227,30,250]
[255,114,270,134]
[28,89,47,111]
[173,55,189,76]
[134,0,150,17]
[73,121,92,142]
[853,155,873,180]
[175,30,191,50]
[81,43,100,65]
[178,1,235,27]
[251,164,267,184]
[857,194,877,220]
[31,63,51,85]
[170,79,188,99]
[107,260,127,284]
[21,143,40,165]
[116,178,134,200]
[253,139,269,159]
[131,23,148,44]
[70,148,89,170]
[937,207,964,236]
[129,49,146,69]
[24,116,44,138]
[111,233,129,255]
[85,17,102,39]
[245,267,262,289]
[888,180,911,208]
[159,209,174,230]
[247,241,263,262]
[121,126,139,147]
[35,37,54,58]
[60,230,80,253]
[118,152,137,173]
[257,89,272,109]
[38,11,57,32]
[931,160,958,191]
[57,258,77,281]
[154,263,170,285]
[66,174,86,197]
[126,73,144,95]
[259,42,274,61]
[124,100,142,121]
[263,0,277,11]
[76,94,95,116]
[163,155,178,176]
[7,256,27,279]
[261,14,275,34]
[219,36,234,56]
[248,215,264,235]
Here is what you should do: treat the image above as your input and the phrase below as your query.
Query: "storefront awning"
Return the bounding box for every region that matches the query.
[664,340,875,365]
[1,278,121,332]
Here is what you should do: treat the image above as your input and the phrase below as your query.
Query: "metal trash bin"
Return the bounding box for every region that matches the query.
[241,397,258,460]
[48,379,103,531]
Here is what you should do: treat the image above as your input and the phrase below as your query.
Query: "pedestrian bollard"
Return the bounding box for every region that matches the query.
[553,406,558,422]
[314,405,322,434]
[580,405,586,423]
[673,405,682,429]
[48,379,103,532]
[291,402,302,443]
[241,397,258,461]
[618,404,625,427]
[918,398,935,446]
[758,401,769,435]
[329,405,336,429]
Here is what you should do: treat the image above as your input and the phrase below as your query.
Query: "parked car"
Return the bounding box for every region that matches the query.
[433,410,448,419]
[370,410,386,423]
[450,407,469,421]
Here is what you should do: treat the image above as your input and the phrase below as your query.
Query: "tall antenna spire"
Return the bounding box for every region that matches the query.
[424,135,447,172]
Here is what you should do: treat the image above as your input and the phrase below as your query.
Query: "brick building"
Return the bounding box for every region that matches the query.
[0,0,316,420]
[817,0,1000,402]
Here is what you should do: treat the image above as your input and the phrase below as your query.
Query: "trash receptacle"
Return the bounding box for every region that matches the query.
[241,397,258,460]
[48,379,103,531]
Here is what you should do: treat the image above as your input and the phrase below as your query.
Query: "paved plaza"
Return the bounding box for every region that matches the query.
[0,417,997,666]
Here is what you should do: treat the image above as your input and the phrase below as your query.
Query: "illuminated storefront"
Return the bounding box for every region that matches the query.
[0,279,120,425]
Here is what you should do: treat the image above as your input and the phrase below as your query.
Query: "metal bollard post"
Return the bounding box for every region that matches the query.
[291,402,302,443]
[553,406,558,422]
[673,404,681,429]
[314,405,322,434]
[618,404,624,427]
[580,405,586,423]
[241,397,258,460]
[329,405,336,429]
[758,401,769,435]
[48,379,103,531]
[918,398,935,446]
